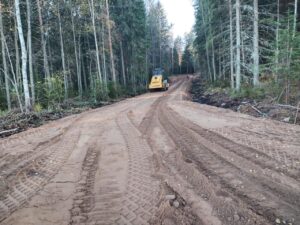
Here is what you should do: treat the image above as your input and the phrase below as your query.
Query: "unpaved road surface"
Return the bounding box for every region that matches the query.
[0,76,299,225]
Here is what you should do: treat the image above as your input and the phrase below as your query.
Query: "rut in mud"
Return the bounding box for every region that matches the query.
[0,76,299,225]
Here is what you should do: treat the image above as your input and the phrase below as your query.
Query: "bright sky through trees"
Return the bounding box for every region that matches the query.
[160,0,195,37]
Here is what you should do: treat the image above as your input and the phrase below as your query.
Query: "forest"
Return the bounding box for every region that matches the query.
[0,0,181,113]
[191,0,300,106]
[0,0,299,114]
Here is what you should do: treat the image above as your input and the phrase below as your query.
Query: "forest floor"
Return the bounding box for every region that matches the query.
[190,76,300,125]
[0,75,299,225]
[0,97,137,138]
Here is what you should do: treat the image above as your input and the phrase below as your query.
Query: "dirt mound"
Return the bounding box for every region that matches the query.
[190,77,300,125]
[0,108,87,138]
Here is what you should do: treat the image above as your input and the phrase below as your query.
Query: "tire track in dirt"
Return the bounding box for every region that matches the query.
[0,128,80,223]
[158,105,270,225]
[137,102,206,224]
[211,126,300,172]
[115,113,160,225]
[138,83,266,224]
[160,102,299,224]
[68,98,160,225]
[69,145,100,225]
[172,113,300,183]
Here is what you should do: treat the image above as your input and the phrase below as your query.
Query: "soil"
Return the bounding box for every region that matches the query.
[0,100,124,138]
[0,75,299,225]
[190,77,300,125]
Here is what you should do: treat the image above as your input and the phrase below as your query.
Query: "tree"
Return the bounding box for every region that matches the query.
[229,0,234,89]
[0,3,11,110]
[37,0,50,86]
[235,0,241,91]
[105,0,116,87]
[15,0,31,112]
[26,0,35,104]
[253,0,260,87]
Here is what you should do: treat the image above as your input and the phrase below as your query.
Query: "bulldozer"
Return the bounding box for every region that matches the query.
[148,68,169,91]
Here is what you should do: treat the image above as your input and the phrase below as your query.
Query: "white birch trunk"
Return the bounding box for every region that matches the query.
[4,35,23,111]
[288,0,298,63]
[26,0,34,104]
[15,0,31,112]
[275,0,280,81]
[71,9,82,98]
[58,4,68,100]
[14,22,20,86]
[105,0,116,85]
[229,0,234,89]
[292,0,298,40]
[37,0,50,86]
[101,22,107,86]
[253,0,260,87]
[236,0,241,91]
[211,38,216,81]
[88,0,102,83]
[120,40,126,86]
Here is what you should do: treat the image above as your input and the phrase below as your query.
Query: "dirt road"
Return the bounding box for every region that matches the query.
[0,76,299,225]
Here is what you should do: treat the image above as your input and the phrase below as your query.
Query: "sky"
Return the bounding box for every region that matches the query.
[160,0,195,38]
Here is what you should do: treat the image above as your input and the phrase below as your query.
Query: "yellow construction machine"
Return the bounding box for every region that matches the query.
[148,68,169,91]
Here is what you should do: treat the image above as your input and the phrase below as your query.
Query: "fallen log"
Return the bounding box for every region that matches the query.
[0,128,19,136]
[276,104,300,110]
[294,102,300,124]
[249,105,268,117]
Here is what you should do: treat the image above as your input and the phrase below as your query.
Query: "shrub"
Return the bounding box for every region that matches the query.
[33,103,43,113]
[231,86,265,100]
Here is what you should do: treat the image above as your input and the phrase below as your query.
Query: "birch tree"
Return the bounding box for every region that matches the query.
[105,0,116,86]
[26,0,34,104]
[15,0,31,112]
[71,7,82,98]
[57,2,68,100]
[37,0,50,85]
[229,0,234,89]
[88,0,102,83]
[235,0,241,91]
[253,0,259,87]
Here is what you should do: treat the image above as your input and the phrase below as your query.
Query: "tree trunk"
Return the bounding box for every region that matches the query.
[229,0,234,89]
[26,0,34,105]
[200,0,212,81]
[292,0,298,40]
[81,44,87,91]
[288,0,298,64]
[235,0,241,91]
[105,0,116,86]
[14,20,21,86]
[15,0,31,112]
[101,21,107,86]
[4,35,23,111]
[37,0,50,86]
[71,9,82,98]
[88,0,102,83]
[211,38,216,81]
[58,3,68,100]
[275,0,280,81]
[253,0,260,87]
[0,4,11,110]
[120,40,126,86]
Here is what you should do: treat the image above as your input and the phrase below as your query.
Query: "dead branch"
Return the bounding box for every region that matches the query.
[0,128,19,136]
[276,104,300,110]
[249,104,268,117]
[294,102,300,124]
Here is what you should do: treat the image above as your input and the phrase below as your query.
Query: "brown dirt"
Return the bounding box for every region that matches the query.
[0,75,299,225]
[190,77,300,125]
